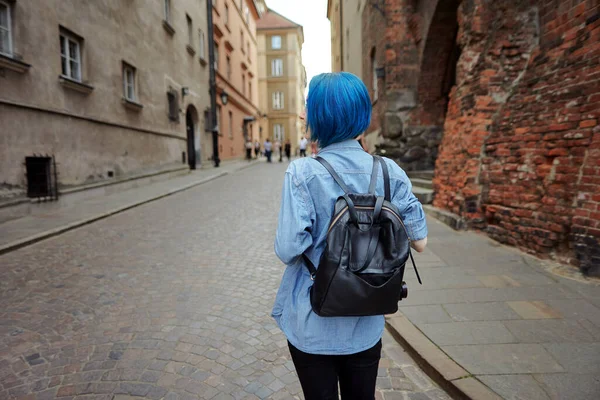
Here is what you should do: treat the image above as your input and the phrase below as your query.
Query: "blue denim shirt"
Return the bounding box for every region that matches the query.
[272,140,428,355]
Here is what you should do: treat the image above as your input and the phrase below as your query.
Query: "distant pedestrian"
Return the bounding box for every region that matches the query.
[245,139,253,160]
[254,140,261,159]
[284,140,291,161]
[264,139,273,163]
[299,136,308,157]
[275,139,283,162]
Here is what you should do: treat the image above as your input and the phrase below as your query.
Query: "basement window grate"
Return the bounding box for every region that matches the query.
[25,155,59,200]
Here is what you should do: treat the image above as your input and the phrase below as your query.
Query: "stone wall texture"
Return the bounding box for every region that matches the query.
[362,0,600,275]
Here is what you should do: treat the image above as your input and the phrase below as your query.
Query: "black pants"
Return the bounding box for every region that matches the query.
[300,149,307,157]
[288,340,382,400]
[265,150,272,162]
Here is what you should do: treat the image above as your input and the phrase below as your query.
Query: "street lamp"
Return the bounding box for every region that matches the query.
[221,90,229,105]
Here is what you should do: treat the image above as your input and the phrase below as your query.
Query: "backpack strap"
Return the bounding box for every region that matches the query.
[303,254,317,280]
[373,155,391,201]
[315,156,358,222]
[315,156,351,194]
[368,156,380,195]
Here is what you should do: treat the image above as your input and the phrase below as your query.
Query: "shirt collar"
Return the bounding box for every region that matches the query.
[318,139,362,154]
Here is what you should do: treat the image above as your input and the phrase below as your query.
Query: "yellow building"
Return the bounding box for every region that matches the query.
[256,8,306,154]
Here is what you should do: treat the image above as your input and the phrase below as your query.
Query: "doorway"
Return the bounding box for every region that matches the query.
[186,106,198,170]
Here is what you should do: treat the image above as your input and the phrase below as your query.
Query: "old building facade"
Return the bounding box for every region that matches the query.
[211,0,261,159]
[327,0,364,78]
[360,0,600,274]
[0,0,212,196]
[257,8,306,152]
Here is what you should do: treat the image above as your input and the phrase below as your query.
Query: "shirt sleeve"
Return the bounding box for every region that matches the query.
[389,164,428,241]
[274,167,315,265]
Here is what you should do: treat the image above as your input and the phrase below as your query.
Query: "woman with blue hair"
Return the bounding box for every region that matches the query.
[273,72,428,399]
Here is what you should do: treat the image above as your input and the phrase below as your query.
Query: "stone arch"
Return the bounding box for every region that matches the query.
[403,0,461,171]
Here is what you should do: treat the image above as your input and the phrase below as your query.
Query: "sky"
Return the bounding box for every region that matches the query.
[265,0,332,90]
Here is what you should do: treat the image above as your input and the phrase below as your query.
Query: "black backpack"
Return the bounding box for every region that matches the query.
[303,155,422,317]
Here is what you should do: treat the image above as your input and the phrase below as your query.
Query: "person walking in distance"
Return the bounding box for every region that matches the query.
[264,138,273,163]
[273,72,428,399]
[245,139,253,161]
[299,135,308,157]
[284,140,292,161]
[275,139,283,162]
[254,140,261,159]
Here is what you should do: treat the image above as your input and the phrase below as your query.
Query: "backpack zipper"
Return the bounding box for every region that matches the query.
[327,205,409,237]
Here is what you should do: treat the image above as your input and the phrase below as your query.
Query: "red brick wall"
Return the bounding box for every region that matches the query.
[433,0,600,273]
[361,0,599,272]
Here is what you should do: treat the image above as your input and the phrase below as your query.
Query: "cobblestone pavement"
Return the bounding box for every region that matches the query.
[0,162,450,400]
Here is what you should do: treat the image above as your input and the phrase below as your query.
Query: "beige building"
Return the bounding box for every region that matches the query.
[211,0,262,160]
[328,0,364,78]
[256,8,306,153]
[0,0,210,198]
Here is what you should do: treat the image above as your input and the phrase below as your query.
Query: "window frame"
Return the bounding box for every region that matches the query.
[186,14,193,47]
[271,35,281,50]
[274,124,284,141]
[198,29,206,60]
[60,30,82,82]
[0,0,13,57]
[226,56,231,80]
[164,0,171,23]
[122,62,137,102]
[272,91,284,110]
[224,3,229,26]
[271,58,283,77]
[214,42,219,70]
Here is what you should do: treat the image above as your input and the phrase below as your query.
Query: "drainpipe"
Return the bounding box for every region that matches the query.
[340,0,344,71]
[207,0,220,167]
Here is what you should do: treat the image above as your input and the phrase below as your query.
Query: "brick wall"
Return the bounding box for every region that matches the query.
[433,0,600,274]
[361,0,600,274]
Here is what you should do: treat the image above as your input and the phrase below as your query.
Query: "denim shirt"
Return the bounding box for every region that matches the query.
[272,140,428,355]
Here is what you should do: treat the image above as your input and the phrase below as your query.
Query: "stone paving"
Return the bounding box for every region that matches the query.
[0,162,450,400]
[0,160,257,250]
[398,217,600,400]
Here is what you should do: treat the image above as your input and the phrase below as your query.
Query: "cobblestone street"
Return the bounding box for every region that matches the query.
[0,163,450,400]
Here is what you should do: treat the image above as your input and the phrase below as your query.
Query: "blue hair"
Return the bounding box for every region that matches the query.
[306,72,372,149]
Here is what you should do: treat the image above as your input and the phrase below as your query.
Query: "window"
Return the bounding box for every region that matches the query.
[247,41,250,59]
[271,35,281,50]
[249,81,252,99]
[214,42,219,70]
[271,59,283,77]
[228,111,233,138]
[274,124,284,141]
[242,74,246,96]
[60,30,82,82]
[371,49,378,101]
[272,92,284,110]
[122,63,136,101]
[240,30,244,53]
[167,89,179,122]
[198,29,206,59]
[226,56,231,80]
[186,15,193,47]
[164,0,171,23]
[0,1,12,56]
[244,5,249,24]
